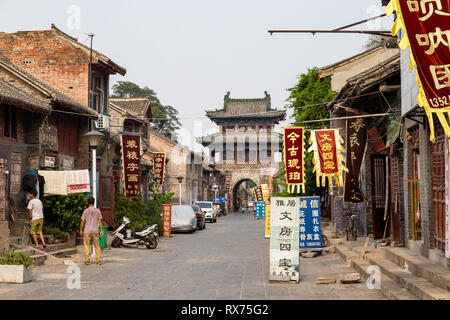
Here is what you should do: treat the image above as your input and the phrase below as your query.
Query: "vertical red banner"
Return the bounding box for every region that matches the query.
[387,0,450,141]
[283,127,306,193]
[314,130,339,174]
[153,152,166,189]
[162,204,172,237]
[368,127,386,152]
[121,134,141,198]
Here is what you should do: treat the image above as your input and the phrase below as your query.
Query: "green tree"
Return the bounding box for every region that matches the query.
[111,81,181,140]
[279,67,337,202]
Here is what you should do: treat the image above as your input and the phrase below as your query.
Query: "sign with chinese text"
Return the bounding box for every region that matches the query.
[162,204,172,237]
[344,118,368,202]
[269,197,300,283]
[387,0,450,142]
[121,133,141,198]
[39,125,58,151]
[368,127,386,152]
[283,127,306,193]
[261,184,270,202]
[254,185,264,201]
[299,197,322,250]
[256,201,266,218]
[153,152,166,190]
[308,129,347,188]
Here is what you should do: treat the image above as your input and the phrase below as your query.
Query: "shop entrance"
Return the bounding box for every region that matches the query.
[432,127,446,252]
[370,154,389,240]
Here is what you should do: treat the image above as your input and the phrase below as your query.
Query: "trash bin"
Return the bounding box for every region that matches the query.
[99,226,108,249]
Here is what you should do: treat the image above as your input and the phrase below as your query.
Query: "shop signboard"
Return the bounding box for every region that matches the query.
[255,201,266,218]
[162,204,172,237]
[121,133,141,198]
[269,197,300,283]
[299,196,322,250]
[153,152,166,190]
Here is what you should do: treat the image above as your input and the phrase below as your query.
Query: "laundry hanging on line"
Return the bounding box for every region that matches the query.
[38,169,90,196]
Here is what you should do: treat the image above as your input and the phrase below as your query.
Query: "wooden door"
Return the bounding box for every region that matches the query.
[432,128,446,252]
[370,154,389,240]
[99,176,114,228]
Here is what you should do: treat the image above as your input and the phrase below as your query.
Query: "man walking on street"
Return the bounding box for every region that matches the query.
[28,191,46,249]
[80,197,103,265]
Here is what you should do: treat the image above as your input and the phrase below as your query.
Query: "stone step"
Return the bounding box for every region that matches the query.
[363,251,450,300]
[332,241,418,300]
[30,247,78,266]
[382,247,450,292]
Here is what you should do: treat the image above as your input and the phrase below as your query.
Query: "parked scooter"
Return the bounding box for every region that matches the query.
[111,216,159,249]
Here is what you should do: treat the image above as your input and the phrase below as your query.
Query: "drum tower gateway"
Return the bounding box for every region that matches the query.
[198,91,286,211]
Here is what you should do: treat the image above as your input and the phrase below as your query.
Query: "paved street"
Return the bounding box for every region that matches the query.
[0,212,386,300]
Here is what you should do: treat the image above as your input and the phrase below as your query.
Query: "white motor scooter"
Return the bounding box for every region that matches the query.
[111,216,159,249]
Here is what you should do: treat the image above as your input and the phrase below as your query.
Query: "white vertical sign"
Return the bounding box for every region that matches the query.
[269,197,300,283]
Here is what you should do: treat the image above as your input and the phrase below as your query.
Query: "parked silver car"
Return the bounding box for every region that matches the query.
[171,205,197,233]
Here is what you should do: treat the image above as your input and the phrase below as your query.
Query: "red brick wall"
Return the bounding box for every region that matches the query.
[0,30,89,105]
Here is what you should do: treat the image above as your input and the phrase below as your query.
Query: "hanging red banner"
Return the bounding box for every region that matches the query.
[121,133,141,198]
[344,118,368,202]
[153,152,166,190]
[162,204,172,237]
[283,127,306,193]
[387,0,450,142]
[368,127,386,152]
[308,129,347,187]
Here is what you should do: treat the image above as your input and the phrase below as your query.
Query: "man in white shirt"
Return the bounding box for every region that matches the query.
[27,191,46,249]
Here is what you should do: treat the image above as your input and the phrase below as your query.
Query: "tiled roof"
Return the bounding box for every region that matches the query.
[109,98,151,120]
[0,54,97,116]
[0,79,51,113]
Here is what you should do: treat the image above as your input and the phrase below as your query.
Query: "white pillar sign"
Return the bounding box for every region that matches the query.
[269,197,300,283]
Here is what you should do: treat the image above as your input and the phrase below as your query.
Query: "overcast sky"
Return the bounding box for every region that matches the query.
[0,0,393,152]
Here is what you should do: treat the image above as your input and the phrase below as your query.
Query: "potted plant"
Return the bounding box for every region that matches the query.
[0,250,34,283]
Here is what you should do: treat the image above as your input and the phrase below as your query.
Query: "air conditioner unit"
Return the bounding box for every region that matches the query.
[95,113,111,130]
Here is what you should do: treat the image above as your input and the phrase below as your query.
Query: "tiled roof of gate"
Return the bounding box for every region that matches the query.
[109,98,152,121]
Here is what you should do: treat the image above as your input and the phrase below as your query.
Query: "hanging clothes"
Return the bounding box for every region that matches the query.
[38,171,68,196]
[22,174,37,193]
[67,170,90,194]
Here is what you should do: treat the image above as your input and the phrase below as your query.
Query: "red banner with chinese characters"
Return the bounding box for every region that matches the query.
[162,204,172,237]
[368,127,386,152]
[387,0,450,142]
[344,118,368,202]
[153,152,166,190]
[308,129,347,187]
[121,133,141,198]
[283,127,306,193]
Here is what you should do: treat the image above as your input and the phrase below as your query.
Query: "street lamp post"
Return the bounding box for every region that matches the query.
[212,184,218,200]
[176,175,184,205]
[84,130,104,208]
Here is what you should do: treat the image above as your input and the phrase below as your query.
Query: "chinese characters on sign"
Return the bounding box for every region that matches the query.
[269,197,300,283]
[308,129,347,188]
[368,127,386,152]
[387,0,450,142]
[256,201,266,218]
[153,152,166,190]
[299,197,323,250]
[283,127,306,193]
[254,185,264,202]
[344,118,368,202]
[162,204,172,237]
[121,133,141,198]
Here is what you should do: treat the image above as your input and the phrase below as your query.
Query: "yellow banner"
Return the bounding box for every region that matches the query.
[265,203,271,238]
